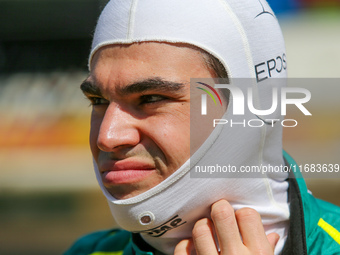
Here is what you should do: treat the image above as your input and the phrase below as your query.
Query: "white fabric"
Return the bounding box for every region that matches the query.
[90,0,290,254]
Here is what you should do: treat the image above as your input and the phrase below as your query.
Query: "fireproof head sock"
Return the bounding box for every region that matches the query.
[90,0,290,254]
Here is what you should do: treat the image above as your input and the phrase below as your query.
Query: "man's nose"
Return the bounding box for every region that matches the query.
[96,104,140,152]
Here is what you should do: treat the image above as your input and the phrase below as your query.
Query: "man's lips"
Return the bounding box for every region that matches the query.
[99,160,156,185]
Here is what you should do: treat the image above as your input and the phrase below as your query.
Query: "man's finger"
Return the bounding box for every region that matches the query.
[210,200,243,253]
[174,239,194,255]
[192,218,219,255]
[235,207,274,252]
[267,232,280,251]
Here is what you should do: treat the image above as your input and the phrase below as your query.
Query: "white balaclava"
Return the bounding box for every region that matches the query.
[89,0,290,254]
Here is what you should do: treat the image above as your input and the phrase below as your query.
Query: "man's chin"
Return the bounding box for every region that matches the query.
[105,186,149,200]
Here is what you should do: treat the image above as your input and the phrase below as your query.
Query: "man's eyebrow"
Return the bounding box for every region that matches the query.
[80,79,102,97]
[118,78,186,96]
[80,77,186,97]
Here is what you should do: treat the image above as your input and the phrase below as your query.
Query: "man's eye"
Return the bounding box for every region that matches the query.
[140,95,167,105]
[89,97,109,106]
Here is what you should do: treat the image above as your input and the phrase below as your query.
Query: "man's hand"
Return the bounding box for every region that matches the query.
[174,200,279,255]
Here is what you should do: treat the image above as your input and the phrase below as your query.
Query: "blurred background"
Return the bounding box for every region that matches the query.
[0,0,339,254]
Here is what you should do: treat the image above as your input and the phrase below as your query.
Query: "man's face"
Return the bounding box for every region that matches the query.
[82,42,224,199]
